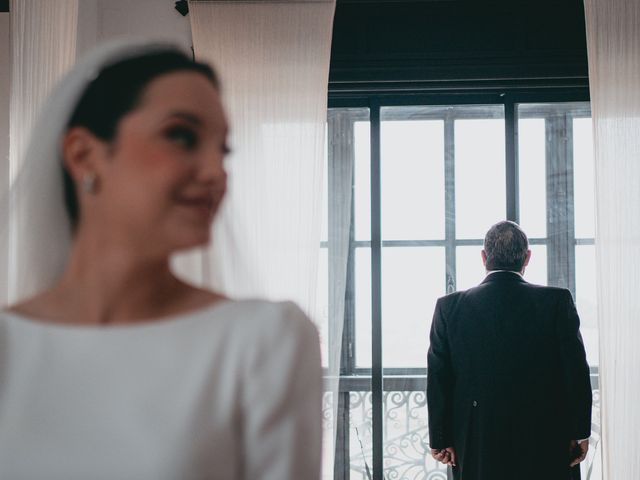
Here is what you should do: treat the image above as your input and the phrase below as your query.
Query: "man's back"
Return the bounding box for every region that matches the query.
[427,271,592,480]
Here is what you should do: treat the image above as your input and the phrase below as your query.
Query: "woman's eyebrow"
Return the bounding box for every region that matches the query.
[165,111,203,126]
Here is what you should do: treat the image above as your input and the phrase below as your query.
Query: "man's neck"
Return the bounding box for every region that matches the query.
[486,269,524,277]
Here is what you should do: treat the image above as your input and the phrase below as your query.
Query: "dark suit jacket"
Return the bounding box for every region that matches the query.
[427,271,592,480]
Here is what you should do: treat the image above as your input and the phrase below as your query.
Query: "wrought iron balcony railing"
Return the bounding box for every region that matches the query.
[324,369,601,480]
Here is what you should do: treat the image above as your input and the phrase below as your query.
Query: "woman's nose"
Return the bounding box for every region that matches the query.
[196,150,227,185]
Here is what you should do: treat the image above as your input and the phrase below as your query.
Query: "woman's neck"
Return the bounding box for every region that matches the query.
[9,224,223,326]
[63,255,180,321]
[46,227,193,324]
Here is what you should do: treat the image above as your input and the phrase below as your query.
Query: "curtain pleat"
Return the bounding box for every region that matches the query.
[188,2,338,477]
[0,0,78,305]
[584,1,640,478]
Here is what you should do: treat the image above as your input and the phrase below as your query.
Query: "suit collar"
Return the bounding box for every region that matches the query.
[480,270,527,285]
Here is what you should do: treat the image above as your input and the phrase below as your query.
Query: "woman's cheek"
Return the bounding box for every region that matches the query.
[152,155,195,184]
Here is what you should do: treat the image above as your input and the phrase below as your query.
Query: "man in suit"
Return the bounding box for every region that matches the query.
[427,221,592,480]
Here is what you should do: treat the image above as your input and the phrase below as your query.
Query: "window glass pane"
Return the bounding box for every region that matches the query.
[576,244,598,366]
[455,114,506,239]
[355,247,372,368]
[382,246,445,368]
[574,118,595,238]
[354,121,371,241]
[381,244,446,476]
[518,117,547,238]
[456,245,485,291]
[380,118,445,240]
[525,244,547,286]
[316,247,329,367]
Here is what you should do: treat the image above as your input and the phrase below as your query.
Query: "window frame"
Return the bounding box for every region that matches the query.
[325,88,594,480]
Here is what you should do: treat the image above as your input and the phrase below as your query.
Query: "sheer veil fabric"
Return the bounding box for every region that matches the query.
[584,1,640,478]
[0,37,191,307]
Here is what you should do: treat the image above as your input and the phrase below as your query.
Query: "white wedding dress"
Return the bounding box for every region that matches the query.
[0,300,322,480]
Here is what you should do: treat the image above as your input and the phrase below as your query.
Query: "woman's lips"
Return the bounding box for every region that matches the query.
[176,196,214,218]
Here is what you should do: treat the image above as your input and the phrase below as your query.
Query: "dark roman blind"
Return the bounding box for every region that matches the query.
[329,0,589,93]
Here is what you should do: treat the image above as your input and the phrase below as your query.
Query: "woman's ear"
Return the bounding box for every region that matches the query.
[61,127,104,183]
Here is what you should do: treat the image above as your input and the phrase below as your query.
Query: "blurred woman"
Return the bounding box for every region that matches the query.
[0,41,322,480]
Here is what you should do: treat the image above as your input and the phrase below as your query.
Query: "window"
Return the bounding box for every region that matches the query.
[517,103,598,367]
[322,95,599,480]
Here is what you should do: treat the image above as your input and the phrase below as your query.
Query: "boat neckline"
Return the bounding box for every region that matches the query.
[0,298,238,332]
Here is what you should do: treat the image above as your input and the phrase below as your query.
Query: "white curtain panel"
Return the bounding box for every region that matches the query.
[584,1,640,478]
[188,0,335,315]
[0,0,78,305]
[188,1,337,476]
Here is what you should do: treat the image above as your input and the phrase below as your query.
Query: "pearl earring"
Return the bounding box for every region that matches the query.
[82,173,97,194]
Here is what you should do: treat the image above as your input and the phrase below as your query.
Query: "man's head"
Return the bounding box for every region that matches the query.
[482,221,531,273]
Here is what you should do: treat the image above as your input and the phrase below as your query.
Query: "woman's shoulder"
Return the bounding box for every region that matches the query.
[213,299,316,336]
[158,286,315,337]
[221,300,321,374]
[189,299,320,367]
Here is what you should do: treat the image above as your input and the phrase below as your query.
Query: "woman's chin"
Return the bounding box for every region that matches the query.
[171,230,212,252]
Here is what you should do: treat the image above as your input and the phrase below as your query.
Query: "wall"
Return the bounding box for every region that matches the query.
[1,0,193,154]
[77,0,192,58]
[0,1,192,180]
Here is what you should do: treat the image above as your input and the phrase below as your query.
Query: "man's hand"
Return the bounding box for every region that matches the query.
[431,447,457,466]
[569,439,588,467]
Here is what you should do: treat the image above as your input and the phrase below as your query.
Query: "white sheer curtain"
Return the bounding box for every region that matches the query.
[187,1,338,477]
[0,0,78,305]
[187,1,334,312]
[584,1,640,478]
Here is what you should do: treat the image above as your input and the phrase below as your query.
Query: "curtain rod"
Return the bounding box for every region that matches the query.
[189,1,334,4]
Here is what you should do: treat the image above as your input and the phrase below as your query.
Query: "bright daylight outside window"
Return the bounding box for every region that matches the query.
[319,101,599,480]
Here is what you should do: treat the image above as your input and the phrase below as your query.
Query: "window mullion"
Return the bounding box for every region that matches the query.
[505,98,519,223]
[328,112,356,480]
[444,113,456,293]
[545,114,574,290]
[327,111,354,374]
[369,100,384,480]
[333,392,351,480]
[564,113,576,297]
[343,200,355,375]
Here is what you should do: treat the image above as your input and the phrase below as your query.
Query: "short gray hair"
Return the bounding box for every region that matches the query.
[483,221,529,271]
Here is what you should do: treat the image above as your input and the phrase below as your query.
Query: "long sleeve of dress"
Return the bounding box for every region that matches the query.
[241,302,323,480]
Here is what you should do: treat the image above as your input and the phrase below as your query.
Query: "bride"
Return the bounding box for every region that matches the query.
[0,41,322,479]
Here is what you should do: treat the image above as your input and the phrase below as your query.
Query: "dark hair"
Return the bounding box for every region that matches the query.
[63,50,219,227]
[483,220,529,271]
